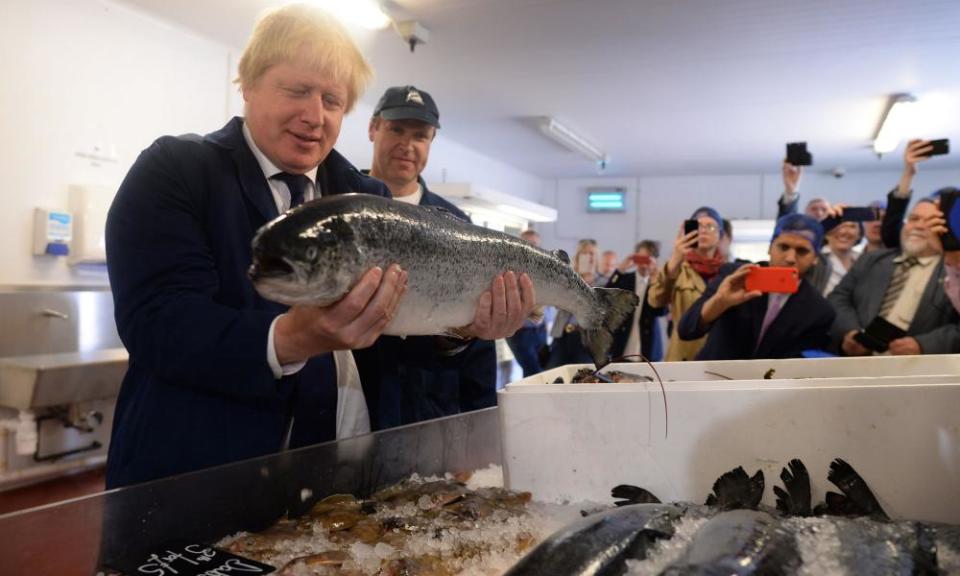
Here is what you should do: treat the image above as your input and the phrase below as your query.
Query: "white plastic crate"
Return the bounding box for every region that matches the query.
[498,356,960,523]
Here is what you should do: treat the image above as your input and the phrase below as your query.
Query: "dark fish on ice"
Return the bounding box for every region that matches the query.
[704,466,764,511]
[248,194,638,367]
[659,509,802,575]
[774,458,812,517]
[504,503,684,576]
[813,458,888,520]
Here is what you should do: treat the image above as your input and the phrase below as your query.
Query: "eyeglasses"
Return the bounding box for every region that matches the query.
[699,224,718,233]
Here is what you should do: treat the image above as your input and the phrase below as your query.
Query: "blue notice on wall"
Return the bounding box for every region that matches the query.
[587,189,625,212]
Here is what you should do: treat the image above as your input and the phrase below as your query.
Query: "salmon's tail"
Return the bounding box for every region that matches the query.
[580,287,639,369]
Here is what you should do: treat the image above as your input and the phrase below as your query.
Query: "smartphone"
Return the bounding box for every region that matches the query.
[633,254,652,266]
[841,206,881,222]
[684,219,700,249]
[940,190,960,251]
[786,142,813,166]
[920,139,950,158]
[853,316,908,353]
[745,267,799,294]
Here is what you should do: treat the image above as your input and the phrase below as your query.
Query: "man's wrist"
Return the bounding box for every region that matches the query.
[700,295,726,325]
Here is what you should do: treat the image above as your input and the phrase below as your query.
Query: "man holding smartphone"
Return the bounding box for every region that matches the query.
[606,240,668,362]
[677,215,835,360]
[830,200,960,356]
[880,139,953,249]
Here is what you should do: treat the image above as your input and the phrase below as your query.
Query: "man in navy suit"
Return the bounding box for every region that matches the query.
[104,9,532,488]
[678,215,835,360]
[356,86,500,427]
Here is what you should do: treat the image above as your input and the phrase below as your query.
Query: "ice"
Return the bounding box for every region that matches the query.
[624,514,709,575]
[465,464,505,490]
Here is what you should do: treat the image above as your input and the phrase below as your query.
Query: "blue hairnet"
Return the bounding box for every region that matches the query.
[690,206,724,237]
[772,213,824,253]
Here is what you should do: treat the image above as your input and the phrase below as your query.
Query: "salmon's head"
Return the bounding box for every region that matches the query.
[249,203,362,306]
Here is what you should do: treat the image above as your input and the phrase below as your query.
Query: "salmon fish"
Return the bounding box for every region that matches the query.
[248,194,637,367]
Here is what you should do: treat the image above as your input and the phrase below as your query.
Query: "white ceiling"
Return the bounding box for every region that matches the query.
[117,0,960,179]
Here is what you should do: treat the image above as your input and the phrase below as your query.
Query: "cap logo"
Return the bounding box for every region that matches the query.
[405,90,424,106]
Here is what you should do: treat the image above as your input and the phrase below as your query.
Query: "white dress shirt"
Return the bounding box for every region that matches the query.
[243,123,370,439]
[623,272,649,360]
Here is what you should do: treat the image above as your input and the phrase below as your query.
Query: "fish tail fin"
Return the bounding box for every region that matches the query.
[581,287,639,368]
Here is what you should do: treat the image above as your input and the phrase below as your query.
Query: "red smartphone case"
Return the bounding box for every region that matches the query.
[745,267,799,294]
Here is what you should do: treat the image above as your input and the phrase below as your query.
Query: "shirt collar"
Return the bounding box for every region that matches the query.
[392,182,424,205]
[242,121,318,185]
[893,253,939,267]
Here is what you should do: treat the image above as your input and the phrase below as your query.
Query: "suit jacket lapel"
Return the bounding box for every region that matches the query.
[866,256,897,320]
[910,258,946,330]
[207,117,278,223]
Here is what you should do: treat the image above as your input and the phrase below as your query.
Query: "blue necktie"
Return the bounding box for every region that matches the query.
[272,172,310,209]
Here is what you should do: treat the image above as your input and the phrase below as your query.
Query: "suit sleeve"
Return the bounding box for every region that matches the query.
[914,320,960,354]
[777,194,799,219]
[881,188,909,250]
[106,139,283,400]
[826,256,867,349]
[677,268,730,341]
[784,300,836,357]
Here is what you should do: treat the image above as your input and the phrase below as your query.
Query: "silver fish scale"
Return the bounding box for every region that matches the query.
[331,197,601,334]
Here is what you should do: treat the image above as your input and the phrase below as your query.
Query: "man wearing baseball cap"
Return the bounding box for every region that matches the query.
[678,214,835,360]
[355,85,498,429]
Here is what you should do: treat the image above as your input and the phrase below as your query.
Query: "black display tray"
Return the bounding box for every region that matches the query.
[0,408,500,575]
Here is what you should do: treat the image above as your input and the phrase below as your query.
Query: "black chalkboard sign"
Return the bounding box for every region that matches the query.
[108,541,275,576]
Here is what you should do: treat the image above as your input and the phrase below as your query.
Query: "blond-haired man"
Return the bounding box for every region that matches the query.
[105,5,532,488]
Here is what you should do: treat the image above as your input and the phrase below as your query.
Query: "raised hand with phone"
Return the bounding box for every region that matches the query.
[882,138,953,250]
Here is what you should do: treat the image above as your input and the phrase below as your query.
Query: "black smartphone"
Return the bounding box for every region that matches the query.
[940,190,960,251]
[786,142,813,166]
[853,316,907,353]
[921,139,950,158]
[841,206,881,222]
[684,219,699,249]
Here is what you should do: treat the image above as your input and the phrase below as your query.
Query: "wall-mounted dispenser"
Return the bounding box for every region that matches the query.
[33,208,72,256]
[68,184,112,265]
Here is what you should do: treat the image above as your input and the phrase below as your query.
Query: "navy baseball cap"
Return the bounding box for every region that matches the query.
[372,85,441,128]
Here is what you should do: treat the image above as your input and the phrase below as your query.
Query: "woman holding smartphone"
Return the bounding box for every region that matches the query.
[648,207,725,361]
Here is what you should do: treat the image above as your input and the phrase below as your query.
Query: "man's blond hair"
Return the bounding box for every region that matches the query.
[236,4,373,113]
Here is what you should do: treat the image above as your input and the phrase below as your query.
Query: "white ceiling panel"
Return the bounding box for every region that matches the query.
[116,0,960,177]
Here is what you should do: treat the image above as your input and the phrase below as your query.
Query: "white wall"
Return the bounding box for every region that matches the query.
[539,168,960,260]
[3,0,546,287]
[0,0,233,286]
[334,103,546,202]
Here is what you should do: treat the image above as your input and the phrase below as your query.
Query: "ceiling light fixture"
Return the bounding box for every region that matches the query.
[873,93,917,156]
[312,0,391,30]
[537,117,608,164]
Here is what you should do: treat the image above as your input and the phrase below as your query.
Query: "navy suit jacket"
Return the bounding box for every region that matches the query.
[353,180,497,429]
[105,117,390,488]
[605,271,667,362]
[678,263,836,360]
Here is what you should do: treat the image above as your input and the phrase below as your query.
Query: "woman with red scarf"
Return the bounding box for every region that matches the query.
[648,206,726,361]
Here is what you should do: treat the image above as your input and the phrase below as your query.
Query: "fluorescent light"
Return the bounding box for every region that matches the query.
[312,0,391,30]
[538,117,606,162]
[873,94,917,155]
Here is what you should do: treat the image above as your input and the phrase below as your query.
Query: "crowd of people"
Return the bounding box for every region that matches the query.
[519,139,959,368]
[101,3,957,488]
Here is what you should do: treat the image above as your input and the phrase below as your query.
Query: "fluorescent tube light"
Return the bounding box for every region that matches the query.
[312,0,391,30]
[538,117,607,162]
[873,94,917,155]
